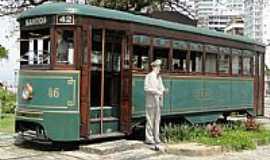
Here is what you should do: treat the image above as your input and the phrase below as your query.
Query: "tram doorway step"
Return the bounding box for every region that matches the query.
[80,139,143,155]
[89,106,120,135]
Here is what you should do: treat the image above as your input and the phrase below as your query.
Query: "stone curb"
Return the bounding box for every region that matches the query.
[80,139,224,157]
[80,140,145,155]
[165,142,223,156]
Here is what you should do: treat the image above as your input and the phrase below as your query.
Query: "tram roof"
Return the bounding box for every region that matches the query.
[18,2,264,47]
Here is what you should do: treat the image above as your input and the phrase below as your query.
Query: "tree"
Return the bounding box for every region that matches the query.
[0,0,195,19]
[0,0,65,16]
[0,45,8,60]
[87,0,195,19]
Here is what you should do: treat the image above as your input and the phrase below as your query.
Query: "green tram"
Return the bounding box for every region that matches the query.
[16,2,265,142]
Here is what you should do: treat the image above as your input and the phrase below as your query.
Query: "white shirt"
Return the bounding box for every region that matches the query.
[144,71,165,96]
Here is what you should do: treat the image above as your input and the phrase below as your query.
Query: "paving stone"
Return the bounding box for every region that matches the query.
[0,138,14,147]
[17,154,81,160]
[3,131,270,160]
[0,134,15,140]
[166,143,223,156]
[0,146,45,159]
[103,148,157,160]
[80,139,144,155]
[142,154,181,160]
[61,151,101,160]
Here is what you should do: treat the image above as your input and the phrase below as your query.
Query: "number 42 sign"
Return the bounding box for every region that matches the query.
[56,15,74,25]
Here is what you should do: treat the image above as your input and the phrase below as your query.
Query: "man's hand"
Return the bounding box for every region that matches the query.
[164,88,169,95]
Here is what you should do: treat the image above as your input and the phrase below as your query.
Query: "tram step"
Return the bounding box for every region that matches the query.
[88,132,125,140]
[90,117,119,122]
[90,118,119,135]
[80,139,144,155]
[90,106,119,119]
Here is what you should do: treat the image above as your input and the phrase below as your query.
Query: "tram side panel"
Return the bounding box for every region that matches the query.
[231,78,254,113]
[15,70,80,141]
[131,74,254,123]
[201,79,231,111]
[170,78,203,114]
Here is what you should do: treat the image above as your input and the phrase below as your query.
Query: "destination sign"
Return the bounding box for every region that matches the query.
[56,15,75,25]
[25,16,47,27]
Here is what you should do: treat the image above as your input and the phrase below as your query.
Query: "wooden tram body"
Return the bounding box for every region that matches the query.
[15,3,265,141]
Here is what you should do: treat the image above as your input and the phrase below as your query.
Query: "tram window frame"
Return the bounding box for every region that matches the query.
[243,56,252,76]
[190,51,203,73]
[20,28,51,67]
[205,52,217,74]
[253,55,256,76]
[172,49,187,73]
[218,54,230,75]
[259,53,263,76]
[232,54,241,75]
[91,29,102,71]
[132,45,150,72]
[153,47,170,72]
[55,28,75,65]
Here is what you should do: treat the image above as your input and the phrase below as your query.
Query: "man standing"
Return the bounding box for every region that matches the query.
[144,59,165,150]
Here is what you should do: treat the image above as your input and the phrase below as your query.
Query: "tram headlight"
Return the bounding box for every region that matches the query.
[22,83,33,100]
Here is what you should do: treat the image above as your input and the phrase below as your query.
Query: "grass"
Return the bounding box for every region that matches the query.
[0,114,15,133]
[161,121,270,151]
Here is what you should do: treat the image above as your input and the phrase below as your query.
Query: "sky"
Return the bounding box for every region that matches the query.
[0,15,20,86]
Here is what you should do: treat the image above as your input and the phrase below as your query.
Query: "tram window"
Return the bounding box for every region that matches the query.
[253,56,256,76]
[232,55,241,74]
[172,49,187,72]
[20,29,50,65]
[105,43,121,72]
[56,30,74,64]
[259,54,263,76]
[205,53,217,73]
[132,45,149,71]
[219,54,230,73]
[92,30,102,71]
[153,48,169,71]
[190,52,202,72]
[243,57,251,75]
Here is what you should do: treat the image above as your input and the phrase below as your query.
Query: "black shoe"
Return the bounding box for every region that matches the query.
[145,141,155,145]
[154,144,160,151]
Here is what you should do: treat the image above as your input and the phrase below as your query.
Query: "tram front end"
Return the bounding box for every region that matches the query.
[15,70,80,142]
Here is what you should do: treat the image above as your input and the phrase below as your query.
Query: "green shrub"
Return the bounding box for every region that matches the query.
[161,123,208,143]
[161,121,270,151]
[0,88,16,113]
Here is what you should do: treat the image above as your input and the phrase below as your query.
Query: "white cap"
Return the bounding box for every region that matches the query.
[150,59,162,67]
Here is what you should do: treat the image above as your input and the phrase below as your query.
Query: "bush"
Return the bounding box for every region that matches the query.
[161,121,270,151]
[161,123,208,143]
[0,88,16,113]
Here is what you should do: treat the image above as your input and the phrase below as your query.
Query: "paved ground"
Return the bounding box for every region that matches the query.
[2,132,270,160]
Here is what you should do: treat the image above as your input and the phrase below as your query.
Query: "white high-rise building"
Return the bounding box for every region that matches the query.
[262,0,270,44]
[243,0,270,66]
[244,0,263,42]
[194,0,215,27]
[224,17,244,36]
[261,1,270,69]
[194,0,244,31]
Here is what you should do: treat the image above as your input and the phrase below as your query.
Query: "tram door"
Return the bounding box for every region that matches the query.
[89,29,123,136]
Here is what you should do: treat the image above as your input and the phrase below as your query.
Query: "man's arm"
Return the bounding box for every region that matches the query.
[158,77,166,94]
